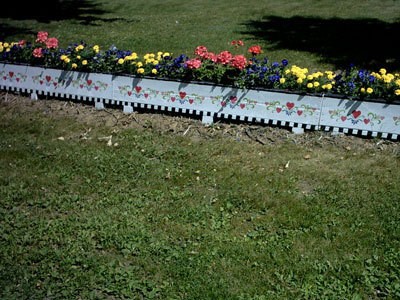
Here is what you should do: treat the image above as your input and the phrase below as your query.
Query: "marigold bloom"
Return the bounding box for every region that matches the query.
[64,58,70,63]
[82,60,88,65]
[313,81,320,87]
[307,83,313,88]
[71,63,78,69]
[117,58,124,64]
[367,87,373,94]
[152,68,158,74]
[360,87,366,93]
[279,78,286,84]
[137,68,145,74]
[395,89,400,96]
[3,42,9,48]
[93,45,100,53]
[379,68,387,75]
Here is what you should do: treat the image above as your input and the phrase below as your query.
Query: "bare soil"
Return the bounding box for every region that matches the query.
[1,91,399,154]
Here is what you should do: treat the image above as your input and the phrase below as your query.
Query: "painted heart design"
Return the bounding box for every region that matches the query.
[135,86,142,93]
[179,91,187,99]
[189,99,194,104]
[40,80,44,85]
[240,103,245,109]
[363,118,370,124]
[230,96,237,103]
[276,107,282,113]
[45,75,51,82]
[297,110,303,116]
[87,79,92,86]
[53,82,57,87]
[341,116,347,122]
[286,102,295,110]
[171,97,176,102]
[80,84,84,88]
[352,110,361,119]
[16,78,20,82]
[221,101,227,107]
[8,71,14,78]
[144,93,149,99]
[127,91,132,96]
[94,86,99,90]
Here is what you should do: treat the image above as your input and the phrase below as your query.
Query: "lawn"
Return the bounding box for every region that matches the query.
[1,1,400,299]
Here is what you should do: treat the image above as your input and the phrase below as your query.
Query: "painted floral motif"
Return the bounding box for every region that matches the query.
[265,101,317,117]
[32,73,59,87]
[392,116,400,126]
[72,78,108,91]
[329,109,385,126]
[118,85,206,105]
[220,95,258,110]
[1,71,27,83]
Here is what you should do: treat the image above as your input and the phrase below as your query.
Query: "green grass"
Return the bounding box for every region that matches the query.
[1,0,400,71]
[1,1,400,298]
[0,99,400,299]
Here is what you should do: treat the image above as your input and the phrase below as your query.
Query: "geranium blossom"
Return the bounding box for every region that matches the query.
[186,58,202,69]
[230,55,247,70]
[32,48,43,58]
[36,31,48,43]
[45,37,58,49]
[248,45,262,55]
[217,51,233,65]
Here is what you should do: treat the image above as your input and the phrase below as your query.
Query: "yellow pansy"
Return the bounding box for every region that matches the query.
[279,77,286,84]
[82,60,88,65]
[307,83,313,88]
[366,87,373,94]
[137,68,145,74]
[117,58,124,64]
[313,81,320,87]
[152,68,158,74]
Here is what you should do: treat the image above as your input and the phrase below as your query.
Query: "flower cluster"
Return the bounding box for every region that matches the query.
[1,32,399,101]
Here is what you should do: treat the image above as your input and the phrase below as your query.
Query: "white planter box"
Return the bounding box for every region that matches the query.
[1,63,399,140]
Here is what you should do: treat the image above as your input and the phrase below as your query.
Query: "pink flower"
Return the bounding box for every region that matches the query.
[248,45,262,55]
[230,55,248,70]
[33,48,43,58]
[231,40,244,47]
[217,51,233,65]
[186,58,202,69]
[194,45,208,58]
[18,40,26,46]
[45,37,59,49]
[36,31,48,43]
[204,52,218,63]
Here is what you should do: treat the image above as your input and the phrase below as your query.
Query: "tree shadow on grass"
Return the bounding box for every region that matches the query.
[243,16,400,71]
[0,0,128,40]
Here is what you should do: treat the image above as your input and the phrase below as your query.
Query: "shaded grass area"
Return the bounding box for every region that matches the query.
[1,101,400,299]
[1,0,400,71]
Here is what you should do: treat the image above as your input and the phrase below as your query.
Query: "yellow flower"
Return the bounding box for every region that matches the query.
[360,87,366,93]
[93,45,100,53]
[327,74,334,80]
[279,77,286,84]
[296,78,303,84]
[163,52,171,58]
[136,62,143,68]
[82,60,88,65]
[307,83,313,88]
[117,58,124,64]
[366,87,373,94]
[379,68,387,75]
[137,68,145,74]
[152,68,158,74]
[284,69,291,75]
[3,42,9,48]
[395,89,400,96]
[152,60,159,65]
[64,58,70,63]
[60,55,68,61]
[75,44,84,52]
[0,46,3,52]
[326,84,332,90]
[71,63,78,69]
[307,74,314,80]
[313,81,320,88]
[131,52,138,60]
[76,55,81,60]
[395,79,400,86]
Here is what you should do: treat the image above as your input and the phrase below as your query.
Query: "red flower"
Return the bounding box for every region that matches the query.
[32,48,43,58]
[217,51,233,65]
[186,58,202,69]
[231,40,244,47]
[36,31,48,43]
[194,46,208,58]
[45,37,59,49]
[248,45,262,55]
[230,55,247,70]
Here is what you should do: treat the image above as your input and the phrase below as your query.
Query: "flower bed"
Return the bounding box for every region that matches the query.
[1,32,400,140]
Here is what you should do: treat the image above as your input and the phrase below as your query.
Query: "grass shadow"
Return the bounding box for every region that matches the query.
[243,15,400,71]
